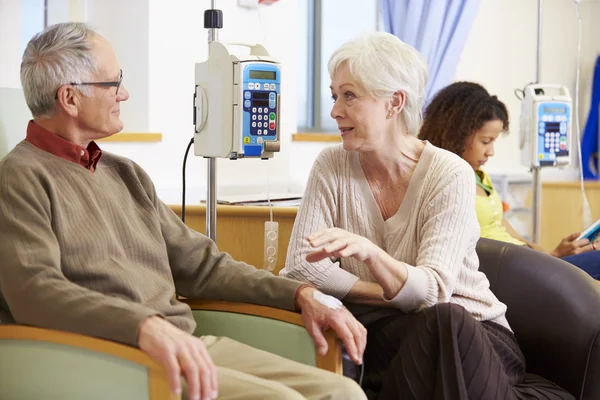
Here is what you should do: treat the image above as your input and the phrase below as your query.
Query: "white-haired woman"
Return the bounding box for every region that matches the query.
[281,32,573,399]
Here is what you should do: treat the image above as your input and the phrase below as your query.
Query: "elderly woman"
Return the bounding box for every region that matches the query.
[281,32,573,399]
[418,81,600,279]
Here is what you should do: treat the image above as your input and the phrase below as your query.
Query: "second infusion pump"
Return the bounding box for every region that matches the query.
[194,41,281,159]
[519,84,572,168]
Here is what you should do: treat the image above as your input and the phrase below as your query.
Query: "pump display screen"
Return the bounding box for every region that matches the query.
[543,106,566,114]
[253,100,269,107]
[249,70,276,80]
[545,122,560,132]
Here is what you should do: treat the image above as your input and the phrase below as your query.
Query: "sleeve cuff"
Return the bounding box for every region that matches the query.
[293,284,313,312]
[318,263,360,299]
[383,265,429,312]
[129,308,166,347]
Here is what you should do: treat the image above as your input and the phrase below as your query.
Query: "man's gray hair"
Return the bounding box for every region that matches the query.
[328,31,428,136]
[20,22,97,118]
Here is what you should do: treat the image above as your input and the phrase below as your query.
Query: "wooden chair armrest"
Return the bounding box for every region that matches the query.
[182,299,343,374]
[0,325,177,400]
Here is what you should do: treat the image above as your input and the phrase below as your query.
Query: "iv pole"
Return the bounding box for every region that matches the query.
[531,0,543,243]
[204,0,222,242]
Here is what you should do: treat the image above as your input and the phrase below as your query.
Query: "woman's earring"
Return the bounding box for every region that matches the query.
[387,111,393,118]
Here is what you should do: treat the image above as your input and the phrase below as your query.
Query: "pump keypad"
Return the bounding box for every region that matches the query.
[243,87,277,137]
[538,114,568,155]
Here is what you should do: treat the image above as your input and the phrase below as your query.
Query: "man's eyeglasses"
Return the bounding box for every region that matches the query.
[56,69,123,99]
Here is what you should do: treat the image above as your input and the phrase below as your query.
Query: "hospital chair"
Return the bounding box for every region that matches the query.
[477,238,600,400]
[0,300,341,400]
[342,238,600,399]
[4,239,598,399]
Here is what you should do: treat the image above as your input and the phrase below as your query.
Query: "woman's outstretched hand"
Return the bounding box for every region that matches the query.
[306,228,381,264]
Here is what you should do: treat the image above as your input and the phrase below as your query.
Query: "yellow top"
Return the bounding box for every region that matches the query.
[475,170,526,246]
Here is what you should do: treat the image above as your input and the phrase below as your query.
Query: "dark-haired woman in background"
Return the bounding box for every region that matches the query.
[419,81,600,278]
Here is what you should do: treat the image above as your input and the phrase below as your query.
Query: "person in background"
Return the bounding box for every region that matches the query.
[419,81,600,279]
[0,22,368,400]
[281,32,574,399]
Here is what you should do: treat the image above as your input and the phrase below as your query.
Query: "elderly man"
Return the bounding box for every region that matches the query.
[0,22,367,400]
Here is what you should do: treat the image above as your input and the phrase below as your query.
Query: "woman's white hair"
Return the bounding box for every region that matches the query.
[20,22,97,118]
[328,31,428,136]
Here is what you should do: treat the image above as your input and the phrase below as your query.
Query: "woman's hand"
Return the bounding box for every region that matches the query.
[307,228,409,301]
[551,232,595,258]
[306,228,381,264]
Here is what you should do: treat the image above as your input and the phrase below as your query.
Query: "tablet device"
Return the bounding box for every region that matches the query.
[577,218,600,243]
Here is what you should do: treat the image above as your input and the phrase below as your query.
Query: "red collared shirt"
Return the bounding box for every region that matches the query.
[25,121,102,172]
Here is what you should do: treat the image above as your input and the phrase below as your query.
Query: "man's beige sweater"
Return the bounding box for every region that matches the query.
[0,141,301,346]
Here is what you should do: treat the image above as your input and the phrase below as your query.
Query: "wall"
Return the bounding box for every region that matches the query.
[2,0,599,203]
[290,0,600,187]
[455,0,598,181]
[86,0,149,132]
[578,0,600,162]
[0,0,23,88]
[0,0,300,202]
[0,0,81,89]
[94,0,300,204]
[0,0,86,159]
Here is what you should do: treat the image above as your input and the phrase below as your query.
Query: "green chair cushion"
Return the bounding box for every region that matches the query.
[192,310,317,367]
[0,339,150,400]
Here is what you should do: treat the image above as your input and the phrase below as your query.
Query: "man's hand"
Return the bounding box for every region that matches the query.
[551,232,594,258]
[138,316,218,400]
[296,286,367,365]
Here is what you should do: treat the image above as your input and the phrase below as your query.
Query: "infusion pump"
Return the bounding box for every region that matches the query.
[519,84,572,168]
[194,41,281,159]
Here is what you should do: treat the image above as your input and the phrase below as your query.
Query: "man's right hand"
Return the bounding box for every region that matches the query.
[138,316,218,400]
[296,286,367,365]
